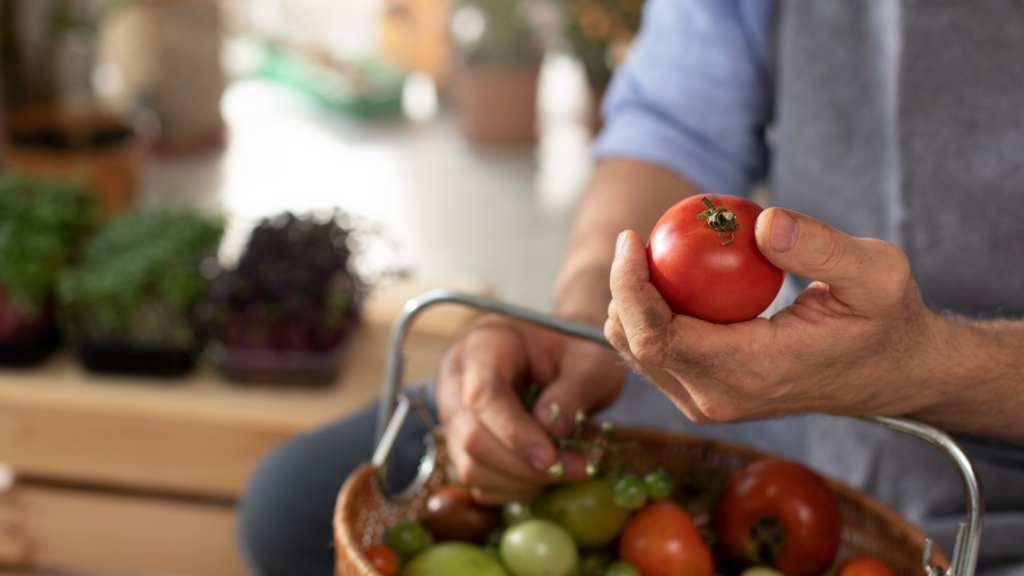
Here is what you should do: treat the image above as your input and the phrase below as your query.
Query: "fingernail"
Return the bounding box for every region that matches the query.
[771,210,799,252]
[528,446,551,470]
[615,231,627,256]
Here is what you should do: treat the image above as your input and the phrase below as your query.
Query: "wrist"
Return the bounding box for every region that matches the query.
[552,267,613,327]
[908,311,1024,441]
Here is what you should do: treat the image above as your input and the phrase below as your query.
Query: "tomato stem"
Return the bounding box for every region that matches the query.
[697,197,740,246]
[747,516,786,566]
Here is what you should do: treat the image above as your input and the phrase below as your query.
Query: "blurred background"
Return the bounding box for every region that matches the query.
[0,0,643,573]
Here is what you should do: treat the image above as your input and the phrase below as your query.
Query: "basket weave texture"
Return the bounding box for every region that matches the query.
[334,426,948,576]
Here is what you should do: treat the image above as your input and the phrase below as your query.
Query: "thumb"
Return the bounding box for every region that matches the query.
[755,207,910,302]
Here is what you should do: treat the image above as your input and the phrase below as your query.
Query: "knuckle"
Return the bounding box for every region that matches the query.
[603,319,626,350]
[462,382,492,413]
[457,462,487,487]
[629,329,667,365]
[449,417,484,457]
[865,240,915,302]
[694,394,742,423]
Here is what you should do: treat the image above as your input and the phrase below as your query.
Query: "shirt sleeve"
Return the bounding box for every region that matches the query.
[593,0,776,198]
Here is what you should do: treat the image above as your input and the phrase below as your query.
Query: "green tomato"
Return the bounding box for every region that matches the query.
[643,468,674,500]
[400,541,511,576]
[606,561,642,576]
[388,521,435,559]
[500,519,578,576]
[612,475,649,510]
[543,477,630,547]
[739,568,788,576]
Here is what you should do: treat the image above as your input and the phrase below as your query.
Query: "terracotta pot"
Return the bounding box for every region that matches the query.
[1,105,147,216]
[455,64,540,145]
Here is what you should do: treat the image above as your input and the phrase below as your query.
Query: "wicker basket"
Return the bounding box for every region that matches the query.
[334,425,948,576]
[333,290,982,576]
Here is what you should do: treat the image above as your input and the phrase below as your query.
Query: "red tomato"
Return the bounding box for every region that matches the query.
[421,485,500,543]
[619,500,713,576]
[363,544,399,576]
[714,458,842,576]
[647,194,784,323]
[838,557,896,576]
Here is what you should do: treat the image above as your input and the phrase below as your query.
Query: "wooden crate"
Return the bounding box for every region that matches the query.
[0,279,489,575]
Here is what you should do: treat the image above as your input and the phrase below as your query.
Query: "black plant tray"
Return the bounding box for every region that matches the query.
[0,333,59,367]
[206,341,348,387]
[77,344,197,378]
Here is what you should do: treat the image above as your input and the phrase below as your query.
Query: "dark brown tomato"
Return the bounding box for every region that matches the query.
[422,485,501,543]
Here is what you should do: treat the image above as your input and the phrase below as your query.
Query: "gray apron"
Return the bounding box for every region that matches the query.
[603,1,1024,572]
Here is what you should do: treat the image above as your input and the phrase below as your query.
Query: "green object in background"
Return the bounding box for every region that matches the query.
[453,0,540,68]
[258,45,405,119]
[57,206,224,348]
[0,173,97,319]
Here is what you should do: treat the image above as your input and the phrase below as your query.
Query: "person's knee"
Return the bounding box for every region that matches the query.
[238,407,378,576]
[238,439,326,576]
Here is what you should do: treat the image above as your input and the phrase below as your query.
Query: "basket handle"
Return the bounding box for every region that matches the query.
[373,289,983,576]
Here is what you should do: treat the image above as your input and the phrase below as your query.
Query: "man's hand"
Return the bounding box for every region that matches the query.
[604,207,946,422]
[437,316,625,504]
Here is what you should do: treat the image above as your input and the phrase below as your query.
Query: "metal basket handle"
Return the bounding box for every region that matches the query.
[372,289,983,576]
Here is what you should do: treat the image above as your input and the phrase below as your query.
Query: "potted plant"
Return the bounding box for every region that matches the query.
[196,212,366,386]
[0,0,147,215]
[57,206,224,377]
[561,0,645,132]
[0,172,97,366]
[451,0,543,144]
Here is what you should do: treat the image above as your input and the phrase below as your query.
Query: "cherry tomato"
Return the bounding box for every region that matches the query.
[619,500,713,576]
[500,519,578,576]
[422,485,500,543]
[714,458,842,576]
[362,544,399,576]
[612,474,648,510]
[647,194,784,323]
[838,557,896,576]
[543,476,630,547]
[388,521,434,559]
[643,468,673,500]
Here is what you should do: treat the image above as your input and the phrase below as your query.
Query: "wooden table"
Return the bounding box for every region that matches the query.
[0,278,488,576]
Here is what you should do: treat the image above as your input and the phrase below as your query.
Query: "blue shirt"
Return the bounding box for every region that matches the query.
[593,0,776,198]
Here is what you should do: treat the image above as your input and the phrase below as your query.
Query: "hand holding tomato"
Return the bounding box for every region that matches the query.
[604,202,947,423]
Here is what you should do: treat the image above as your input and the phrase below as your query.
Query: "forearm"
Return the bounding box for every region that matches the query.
[552,159,702,325]
[914,313,1024,445]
